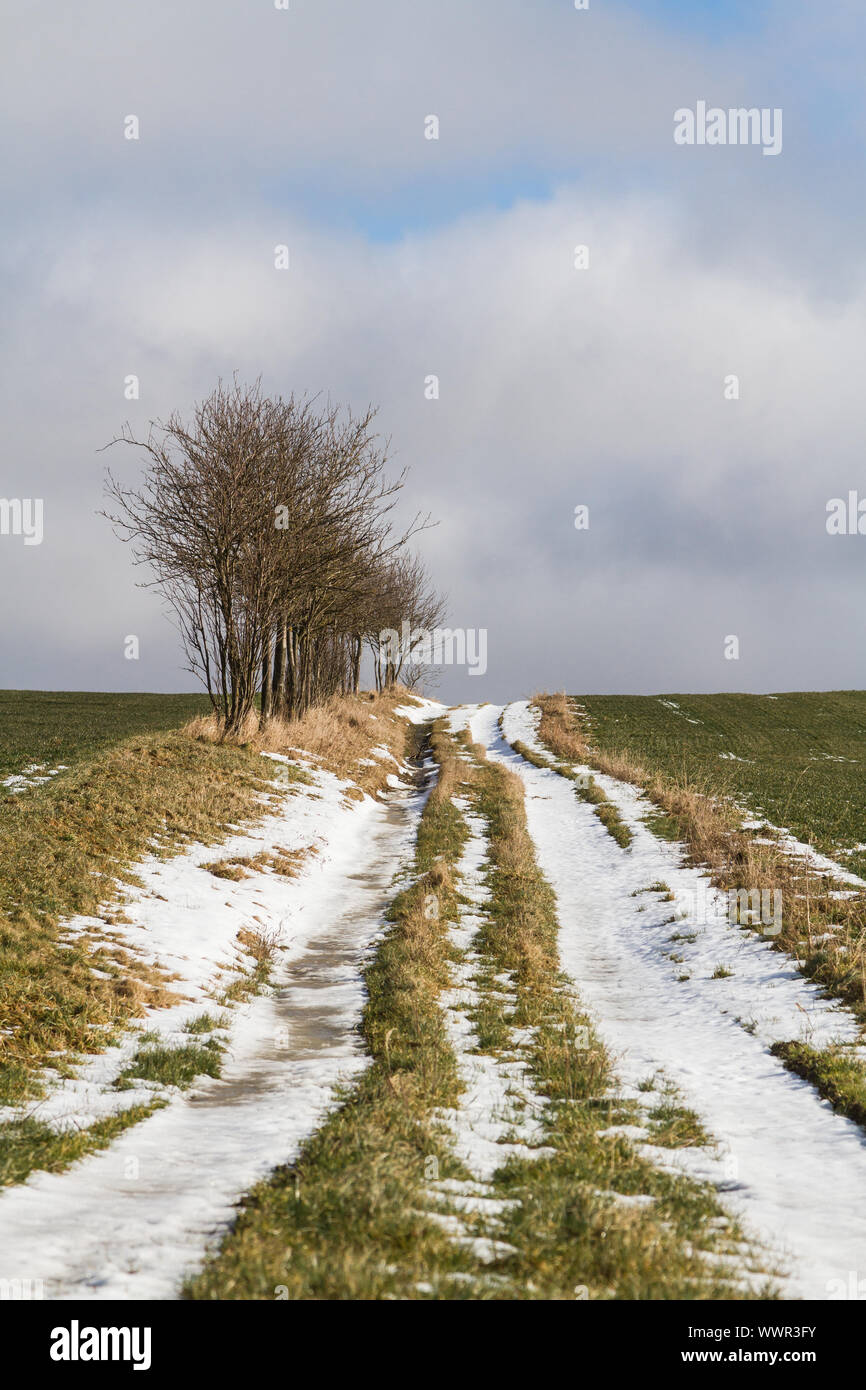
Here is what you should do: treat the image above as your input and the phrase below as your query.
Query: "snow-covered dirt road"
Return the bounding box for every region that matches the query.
[0,771,425,1300]
[462,701,866,1300]
[6,694,866,1303]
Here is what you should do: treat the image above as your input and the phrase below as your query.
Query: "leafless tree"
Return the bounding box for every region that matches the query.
[104,379,444,734]
[104,379,296,733]
[369,553,446,690]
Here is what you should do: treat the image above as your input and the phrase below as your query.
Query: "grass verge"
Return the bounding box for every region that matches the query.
[770,1040,866,1132]
[0,1102,164,1189]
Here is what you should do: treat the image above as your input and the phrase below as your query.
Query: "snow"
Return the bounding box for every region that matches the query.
[423,788,552,1268]
[739,818,866,891]
[658,699,702,725]
[393,696,447,725]
[474,700,866,1301]
[2,763,69,793]
[445,703,484,735]
[492,699,540,752]
[432,797,551,1183]
[0,754,426,1299]
[7,690,866,1302]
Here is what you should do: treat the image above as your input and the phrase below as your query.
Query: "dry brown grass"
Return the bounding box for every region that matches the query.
[235,925,283,967]
[203,855,264,882]
[533,690,588,764]
[0,732,279,1105]
[204,844,319,883]
[185,688,422,796]
[268,845,318,877]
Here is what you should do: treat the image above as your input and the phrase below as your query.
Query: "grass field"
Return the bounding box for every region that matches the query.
[574,692,866,878]
[0,691,211,787]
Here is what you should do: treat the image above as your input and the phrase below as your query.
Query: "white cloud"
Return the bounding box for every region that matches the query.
[3,181,865,696]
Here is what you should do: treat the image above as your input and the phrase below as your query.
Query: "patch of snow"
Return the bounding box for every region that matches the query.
[393,697,447,725]
[658,699,702,725]
[497,700,545,757]
[743,818,866,890]
[2,763,69,793]
[442,704,483,735]
[433,797,551,1183]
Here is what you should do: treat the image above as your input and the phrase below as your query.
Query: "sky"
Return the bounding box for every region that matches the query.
[1,0,865,702]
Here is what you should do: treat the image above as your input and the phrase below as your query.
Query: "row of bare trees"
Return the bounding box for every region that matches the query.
[104,380,445,735]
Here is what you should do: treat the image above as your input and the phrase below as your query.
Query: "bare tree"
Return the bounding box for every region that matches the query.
[103,380,443,734]
[368,553,446,690]
[267,403,430,719]
[104,380,293,734]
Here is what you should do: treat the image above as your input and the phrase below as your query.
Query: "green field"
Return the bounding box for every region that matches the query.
[0,691,210,788]
[573,692,866,879]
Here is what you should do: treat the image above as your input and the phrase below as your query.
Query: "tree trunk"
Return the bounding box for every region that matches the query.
[284,624,296,721]
[271,619,286,717]
[259,629,272,729]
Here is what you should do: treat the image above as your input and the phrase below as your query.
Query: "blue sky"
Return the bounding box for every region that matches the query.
[240,0,865,252]
[629,0,770,42]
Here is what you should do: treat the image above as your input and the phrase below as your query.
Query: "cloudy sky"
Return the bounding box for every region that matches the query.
[2,0,865,701]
